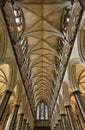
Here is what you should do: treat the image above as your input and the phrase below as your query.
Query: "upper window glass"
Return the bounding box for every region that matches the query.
[13,7,24,33]
[36,102,49,120]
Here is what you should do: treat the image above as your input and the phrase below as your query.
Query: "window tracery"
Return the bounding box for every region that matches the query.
[36,102,48,120]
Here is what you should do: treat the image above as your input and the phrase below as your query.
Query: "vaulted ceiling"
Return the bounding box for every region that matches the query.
[16,0,70,107]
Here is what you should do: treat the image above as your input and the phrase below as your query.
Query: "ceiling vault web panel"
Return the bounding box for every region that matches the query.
[16,1,69,107]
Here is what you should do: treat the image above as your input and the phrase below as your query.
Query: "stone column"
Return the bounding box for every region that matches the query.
[77,115,83,130]
[65,105,78,130]
[29,127,31,130]
[58,120,62,130]
[25,123,29,130]
[54,126,56,130]
[0,90,12,121]
[59,119,65,130]
[61,114,69,130]
[56,123,60,130]
[21,119,27,130]
[73,91,85,122]
[5,104,19,130]
[16,113,24,130]
[24,119,27,130]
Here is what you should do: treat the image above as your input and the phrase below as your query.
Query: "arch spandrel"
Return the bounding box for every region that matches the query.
[13,80,23,105]
[18,94,27,114]
[0,59,17,91]
[58,94,65,115]
[68,58,85,92]
[70,94,77,115]
[55,104,61,120]
[62,82,72,106]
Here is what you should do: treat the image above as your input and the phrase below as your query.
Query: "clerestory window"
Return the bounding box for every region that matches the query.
[13,7,24,34]
[36,102,49,120]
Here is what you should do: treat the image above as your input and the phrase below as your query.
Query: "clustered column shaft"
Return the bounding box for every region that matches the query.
[0,90,12,121]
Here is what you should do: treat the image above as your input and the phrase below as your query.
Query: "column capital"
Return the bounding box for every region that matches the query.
[18,113,24,116]
[26,122,29,125]
[13,104,20,109]
[61,113,66,116]
[5,89,12,94]
[57,119,61,122]
[65,105,71,108]
[72,90,80,94]
[55,123,58,126]
[0,89,12,121]
[24,119,27,122]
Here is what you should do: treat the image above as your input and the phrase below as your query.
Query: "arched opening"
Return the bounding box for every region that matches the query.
[68,59,85,126]
[0,63,11,100]
[0,59,17,125]
[36,102,49,120]
[70,94,84,130]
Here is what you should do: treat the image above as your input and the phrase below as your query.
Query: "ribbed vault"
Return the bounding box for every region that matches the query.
[17,0,70,107]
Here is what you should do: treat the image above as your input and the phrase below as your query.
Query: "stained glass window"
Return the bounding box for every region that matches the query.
[13,7,24,33]
[36,102,48,120]
[37,105,39,120]
[45,105,48,120]
[41,103,44,120]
